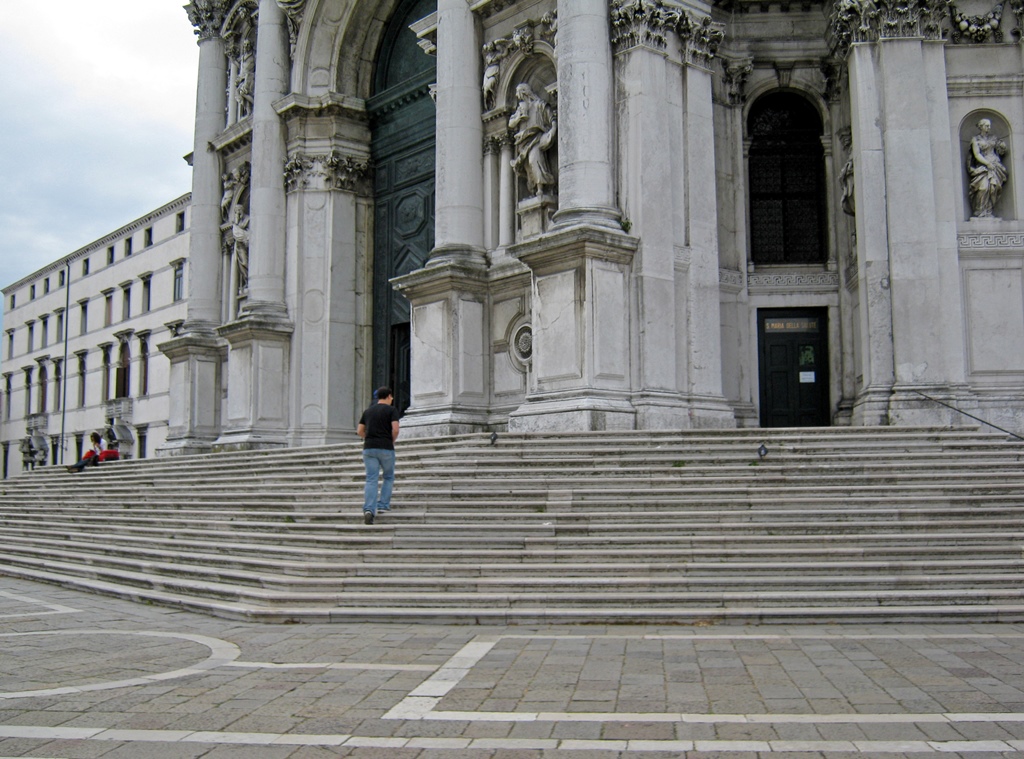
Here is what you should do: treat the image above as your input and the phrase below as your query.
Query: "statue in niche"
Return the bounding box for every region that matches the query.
[230,204,250,290]
[235,40,256,119]
[509,83,557,197]
[840,157,855,216]
[967,118,1009,218]
[481,40,508,111]
[221,163,251,221]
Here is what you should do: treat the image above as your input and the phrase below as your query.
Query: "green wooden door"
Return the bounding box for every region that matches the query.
[368,0,436,415]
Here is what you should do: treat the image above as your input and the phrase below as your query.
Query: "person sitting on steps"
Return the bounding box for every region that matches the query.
[67,432,103,473]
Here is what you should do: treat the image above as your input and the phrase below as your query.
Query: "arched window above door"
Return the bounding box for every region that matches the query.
[747,92,827,265]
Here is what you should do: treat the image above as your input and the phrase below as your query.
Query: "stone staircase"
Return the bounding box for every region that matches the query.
[1,426,1024,625]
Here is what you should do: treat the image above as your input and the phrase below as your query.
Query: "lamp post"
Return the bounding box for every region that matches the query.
[58,260,70,465]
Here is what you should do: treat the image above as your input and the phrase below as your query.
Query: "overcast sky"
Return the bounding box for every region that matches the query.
[0,2,200,330]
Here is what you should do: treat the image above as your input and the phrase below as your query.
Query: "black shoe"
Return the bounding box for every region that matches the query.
[363,511,374,525]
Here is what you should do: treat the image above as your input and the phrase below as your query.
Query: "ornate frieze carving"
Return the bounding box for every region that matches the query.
[958,232,1024,248]
[723,59,754,105]
[719,268,745,288]
[747,270,841,291]
[828,0,945,57]
[185,0,231,40]
[948,0,1004,42]
[481,13,557,111]
[283,152,372,194]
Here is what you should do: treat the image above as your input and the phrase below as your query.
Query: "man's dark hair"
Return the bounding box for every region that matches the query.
[376,386,393,400]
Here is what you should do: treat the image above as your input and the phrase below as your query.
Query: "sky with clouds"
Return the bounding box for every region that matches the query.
[0,2,200,330]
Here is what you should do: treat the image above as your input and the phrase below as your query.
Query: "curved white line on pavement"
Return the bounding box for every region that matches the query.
[0,629,241,699]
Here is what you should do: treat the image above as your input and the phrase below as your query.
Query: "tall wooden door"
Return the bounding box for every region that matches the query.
[368,0,436,415]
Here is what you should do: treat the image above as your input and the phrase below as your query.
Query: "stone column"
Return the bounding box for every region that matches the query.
[553,0,619,228]
[399,0,489,436]
[432,0,485,261]
[245,0,289,315]
[676,21,734,427]
[833,0,965,425]
[498,133,515,248]
[157,0,230,456]
[214,0,294,450]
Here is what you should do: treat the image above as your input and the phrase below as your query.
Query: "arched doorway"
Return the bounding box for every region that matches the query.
[368,0,437,415]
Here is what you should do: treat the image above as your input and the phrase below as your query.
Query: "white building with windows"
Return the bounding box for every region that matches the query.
[8,0,1024,469]
[0,196,190,477]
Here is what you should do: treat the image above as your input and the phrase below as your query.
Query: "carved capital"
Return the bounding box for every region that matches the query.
[829,0,946,57]
[611,0,682,52]
[277,0,306,53]
[723,58,754,104]
[185,0,232,40]
[676,11,725,69]
[284,152,372,194]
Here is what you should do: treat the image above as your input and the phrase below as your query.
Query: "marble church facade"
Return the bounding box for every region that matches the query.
[161,0,1024,452]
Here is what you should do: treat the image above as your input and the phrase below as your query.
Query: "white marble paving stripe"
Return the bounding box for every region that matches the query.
[226,660,436,672]
[0,726,1023,753]
[423,709,1024,724]
[502,632,1024,641]
[0,590,79,619]
[0,629,240,700]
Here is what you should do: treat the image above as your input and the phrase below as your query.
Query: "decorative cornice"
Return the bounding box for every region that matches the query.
[284,152,372,194]
[719,268,745,289]
[947,74,1024,97]
[828,0,946,57]
[185,0,232,40]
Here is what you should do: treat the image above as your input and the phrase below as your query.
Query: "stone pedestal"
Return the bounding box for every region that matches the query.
[392,258,490,437]
[213,316,293,450]
[155,335,225,456]
[517,195,556,239]
[507,226,638,432]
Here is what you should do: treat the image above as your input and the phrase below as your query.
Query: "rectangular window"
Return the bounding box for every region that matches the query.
[8,294,14,309]
[29,285,35,300]
[26,322,34,352]
[121,285,131,321]
[4,376,11,419]
[172,262,184,302]
[144,227,153,247]
[56,312,64,342]
[53,361,62,413]
[82,258,90,276]
[104,292,113,327]
[139,335,149,396]
[77,354,87,408]
[6,331,13,360]
[137,428,148,459]
[58,270,65,287]
[107,246,115,265]
[176,211,186,233]
[141,277,152,313]
[124,237,133,257]
[40,317,48,349]
[23,368,32,417]
[37,366,47,414]
[43,278,50,294]
[101,347,111,402]
[79,301,88,335]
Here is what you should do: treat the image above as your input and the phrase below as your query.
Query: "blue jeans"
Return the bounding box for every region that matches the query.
[362,449,395,515]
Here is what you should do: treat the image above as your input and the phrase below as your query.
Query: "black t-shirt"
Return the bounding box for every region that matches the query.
[359,402,400,450]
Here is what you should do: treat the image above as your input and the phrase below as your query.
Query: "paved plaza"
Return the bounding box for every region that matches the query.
[3,577,1024,756]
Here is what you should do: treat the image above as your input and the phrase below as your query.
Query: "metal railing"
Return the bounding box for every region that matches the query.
[911,389,1024,441]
